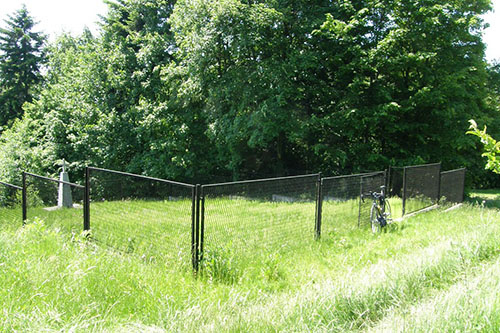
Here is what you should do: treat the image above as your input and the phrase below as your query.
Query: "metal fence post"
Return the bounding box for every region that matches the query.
[386,167,391,193]
[84,167,91,232]
[437,162,442,204]
[358,176,363,227]
[193,184,201,272]
[191,185,198,271]
[22,171,27,224]
[402,167,407,216]
[315,173,323,240]
[462,169,467,203]
[200,187,205,262]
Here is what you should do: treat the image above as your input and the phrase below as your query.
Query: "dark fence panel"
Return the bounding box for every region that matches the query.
[403,163,441,215]
[321,172,385,234]
[24,172,84,234]
[0,181,22,225]
[360,173,387,225]
[388,167,404,197]
[201,174,318,264]
[88,167,195,267]
[440,168,466,204]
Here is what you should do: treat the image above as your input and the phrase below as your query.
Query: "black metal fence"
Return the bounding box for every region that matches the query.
[402,163,441,215]
[388,166,405,198]
[321,172,385,235]
[0,162,467,271]
[200,174,319,264]
[23,172,85,234]
[440,168,466,204]
[0,180,22,225]
[87,167,195,267]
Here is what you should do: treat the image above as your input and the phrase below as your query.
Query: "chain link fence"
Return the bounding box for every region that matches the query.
[1,161,469,271]
[360,172,387,223]
[0,180,22,226]
[388,166,404,198]
[402,163,441,215]
[23,172,85,234]
[321,172,385,235]
[200,174,319,266]
[88,167,195,267]
[440,168,466,204]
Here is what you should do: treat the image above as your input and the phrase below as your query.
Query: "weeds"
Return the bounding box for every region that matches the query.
[0,191,499,331]
[199,246,240,284]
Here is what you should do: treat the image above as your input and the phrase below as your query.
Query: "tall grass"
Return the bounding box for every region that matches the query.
[370,257,500,332]
[0,191,498,331]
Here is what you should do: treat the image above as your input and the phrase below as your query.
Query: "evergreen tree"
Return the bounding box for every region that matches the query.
[0,5,46,129]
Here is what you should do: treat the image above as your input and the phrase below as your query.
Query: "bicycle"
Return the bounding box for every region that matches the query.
[362,185,392,233]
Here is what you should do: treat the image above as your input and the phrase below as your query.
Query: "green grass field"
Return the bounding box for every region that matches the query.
[1,195,432,272]
[0,190,497,331]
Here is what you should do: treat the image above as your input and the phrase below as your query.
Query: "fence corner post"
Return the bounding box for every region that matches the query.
[22,171,27,224]
[462,168,467,203]
[402,167,407,217]
[83,167,91,233]
[200,187,205,264]
[192,184,201,272]
[386,167,391,193]
[315,173,323,240]
[437,162,442,204]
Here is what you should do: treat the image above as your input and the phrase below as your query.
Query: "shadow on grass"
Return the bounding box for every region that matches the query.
[467,189,500,209]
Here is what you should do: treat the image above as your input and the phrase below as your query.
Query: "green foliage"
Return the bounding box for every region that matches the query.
[0,114,55,184]
[199,247,240,284]
[314,0,493,172]
[467,119,500,174]
[0,0,498,187]
[0,5,46,129]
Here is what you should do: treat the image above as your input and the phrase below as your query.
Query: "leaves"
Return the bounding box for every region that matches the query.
[0,0,498,187]
[467,120,500,174]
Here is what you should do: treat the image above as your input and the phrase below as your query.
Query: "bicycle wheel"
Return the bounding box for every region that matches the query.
[384,199,392,223]
[370,204,382,233]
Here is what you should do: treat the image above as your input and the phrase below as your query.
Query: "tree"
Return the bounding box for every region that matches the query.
[170,0,336,179]
[314,0,493,173]
[0,5,46,129]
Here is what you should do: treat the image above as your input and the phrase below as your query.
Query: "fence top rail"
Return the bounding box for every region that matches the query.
[24,172,85,189]
[441,168,466,175]
[0,180,22,191]
[88,166,195,188]
[202,173,320,188]
[322,171,384,181]
[404,162,441,170]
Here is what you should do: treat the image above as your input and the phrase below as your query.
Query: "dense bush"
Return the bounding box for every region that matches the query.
[0,0,499,187]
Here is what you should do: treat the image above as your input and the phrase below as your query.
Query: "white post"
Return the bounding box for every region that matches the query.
[58,159,73,208]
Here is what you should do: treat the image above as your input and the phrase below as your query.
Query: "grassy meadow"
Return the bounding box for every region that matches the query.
[11,195,403,270]
[0,190,499,331]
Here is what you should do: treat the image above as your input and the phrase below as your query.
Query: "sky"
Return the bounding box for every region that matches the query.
[0,0,108,37]
[0,0,499,62]
[483,0,500,62]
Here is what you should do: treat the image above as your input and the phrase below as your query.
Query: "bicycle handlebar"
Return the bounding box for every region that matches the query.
[361,190,384,203]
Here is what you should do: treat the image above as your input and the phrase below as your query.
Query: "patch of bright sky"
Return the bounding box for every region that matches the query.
[0,0,108,39]
[483,0,500,63]
[0,0,499,62]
